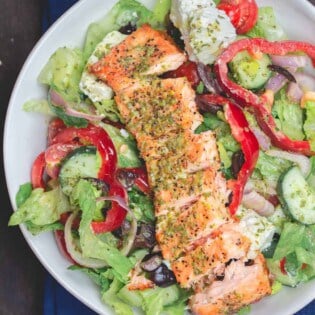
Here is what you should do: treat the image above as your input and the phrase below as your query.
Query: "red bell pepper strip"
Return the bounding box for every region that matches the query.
[214,38,315,156]
[31,152,46,189]
[52,124,127,233]
[199,94,259,215]
[280,257,287,275]
[91,182,127,233]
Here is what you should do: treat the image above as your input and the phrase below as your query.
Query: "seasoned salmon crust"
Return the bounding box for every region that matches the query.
[90,24,271,315]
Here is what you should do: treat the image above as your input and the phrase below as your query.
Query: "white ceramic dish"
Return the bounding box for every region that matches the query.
[4,0,315,314]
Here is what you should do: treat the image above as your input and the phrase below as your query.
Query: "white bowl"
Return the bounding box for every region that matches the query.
[4,0,315,314]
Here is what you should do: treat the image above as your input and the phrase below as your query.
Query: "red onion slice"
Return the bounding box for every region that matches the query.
[266,149,311,177]
[242,191,275,217]
[295,72,315,92]
[197,63,220,94]
[251,127,271,151]
[49,89,105,121]
[265,73,287,93]
[64,212,107,268]
[287,82,304,103]
[97,195,137,256]
[271,55,308,68]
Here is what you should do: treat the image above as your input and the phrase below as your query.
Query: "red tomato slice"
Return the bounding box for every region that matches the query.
[31,152,46,189]
[164,61,200,88]
[47,118,67,146]
[218,0,258,34]
[45,143,80,179]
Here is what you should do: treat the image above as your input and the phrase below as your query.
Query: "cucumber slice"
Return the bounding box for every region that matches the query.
[229,50,272,90]
[59,146,100,196]
[278,166,315,225]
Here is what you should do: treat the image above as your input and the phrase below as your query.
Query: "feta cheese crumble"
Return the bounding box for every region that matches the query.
[237,206,277,259]
[170,0,236,64]
[79,31,127,103]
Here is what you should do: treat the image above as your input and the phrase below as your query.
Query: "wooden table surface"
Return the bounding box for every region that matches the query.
[0,1,314,315]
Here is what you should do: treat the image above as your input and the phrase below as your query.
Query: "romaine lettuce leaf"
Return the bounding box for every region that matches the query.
[128,187,154,222]
[272,88,305,141]
[255,150,292,183]
[246,7,286,41]
[15,182,33,207]
[39,47,84,102]
[22,99,53,115]
[83,0,155,60]
[9,186,70,229]
[268,222,315,286]
[304,100,315,151]
[100,122,141,168]
[102,277,134,315]
[73,179,133,282]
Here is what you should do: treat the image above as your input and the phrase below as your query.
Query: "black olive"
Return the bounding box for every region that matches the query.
[112,220,131,239]
[118,22,137,35]
[268,64,296,83]
[165,15,185,50]
[112,227,123,239]
[116,169,138,190]
[195,94,223,114]
[231,151,245,178]
[83,178,109,195]
[133,223,157,249]
[149,263,177,287]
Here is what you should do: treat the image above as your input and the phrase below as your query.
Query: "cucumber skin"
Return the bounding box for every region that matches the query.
[229,51,272,90]
[59,146,99,196]
[277,166,315,225]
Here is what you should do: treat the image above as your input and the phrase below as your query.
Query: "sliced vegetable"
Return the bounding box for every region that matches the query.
[197,94,259,215]
[229,50,272,90]
[59,146,100,196]
[278,166,315,224]
[31,152,46,189]
[218,0,258,35]
[214,38,315,155]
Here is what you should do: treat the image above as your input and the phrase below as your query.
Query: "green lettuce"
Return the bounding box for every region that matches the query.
[100,122,141,168]
[304,100,315,151]
[9,186,70,230]
[246,7,286,41]
[267,222,315,286]
[139,285,186,315]
[102,277,134,315]
[195,112,239,174]
[39,47,88,127]
[255,150,292,183]
[83,0,156,60]
[272,88,305,141]
[39,47,84,102]
[22,99,53,115]
[72,179,133,282]
[128,187,154,222]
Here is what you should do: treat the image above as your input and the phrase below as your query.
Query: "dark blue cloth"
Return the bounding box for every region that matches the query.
[42,1,315,314]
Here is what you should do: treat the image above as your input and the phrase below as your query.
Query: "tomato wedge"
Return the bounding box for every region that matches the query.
[47,118,66,146]
[31,152,46,189]
[164,61,200,88]
[45,143,80,179]
[218,0,258,34]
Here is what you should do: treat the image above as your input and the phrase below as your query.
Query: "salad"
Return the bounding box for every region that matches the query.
[8,0,315,314]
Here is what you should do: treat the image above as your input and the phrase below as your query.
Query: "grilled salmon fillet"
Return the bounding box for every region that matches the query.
[90,24,186,92]
[190,254,272,315]
[90,24,271,315]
